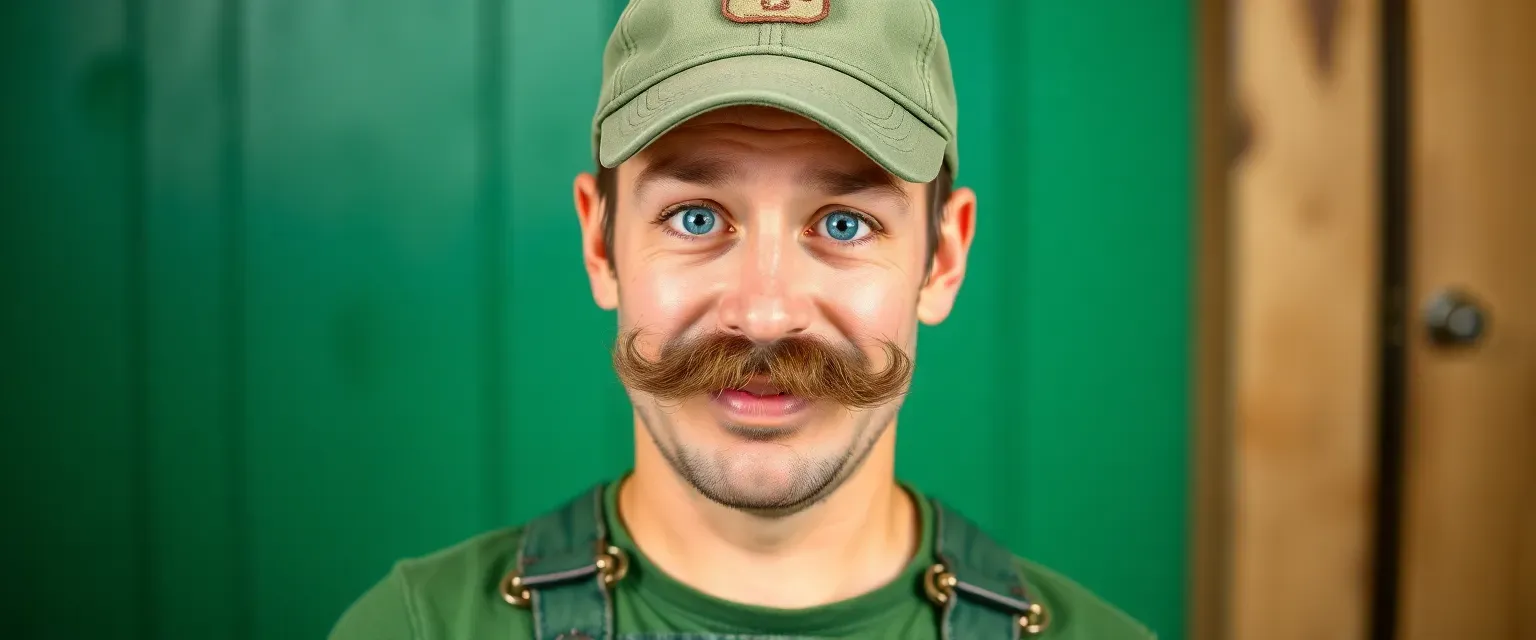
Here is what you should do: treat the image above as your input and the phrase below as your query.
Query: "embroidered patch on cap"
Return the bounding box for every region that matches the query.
[722,0,830,24]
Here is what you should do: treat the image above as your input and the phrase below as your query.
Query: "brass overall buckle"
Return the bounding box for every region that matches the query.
[923,563,1050,635]
[501,543,630,608]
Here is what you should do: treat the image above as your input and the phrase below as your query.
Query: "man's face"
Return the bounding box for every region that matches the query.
[574,106,975,515]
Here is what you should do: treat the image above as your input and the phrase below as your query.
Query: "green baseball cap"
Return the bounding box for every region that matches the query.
[592,0,959,183]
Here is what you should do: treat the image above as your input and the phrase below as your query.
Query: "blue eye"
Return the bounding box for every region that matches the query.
[820,211,871,242]
[668,206,717,236]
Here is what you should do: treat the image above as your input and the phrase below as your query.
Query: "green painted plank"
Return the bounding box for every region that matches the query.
[896,0,1012,539]
[143,0,242,636]
[242,0,488,635]
[0,2,143,638]
[501,0,629,524]
[1018,2,1192,638]
[476,0,510,533]
[0,3,1196,637]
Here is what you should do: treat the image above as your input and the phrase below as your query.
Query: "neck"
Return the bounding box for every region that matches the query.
[619,417,917,609]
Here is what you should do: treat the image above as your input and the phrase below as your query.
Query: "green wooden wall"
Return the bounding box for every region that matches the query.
[0,1,1190,638]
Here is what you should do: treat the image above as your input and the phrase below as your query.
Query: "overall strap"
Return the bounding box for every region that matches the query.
[929,499,1050,639]
[499,484,628,640]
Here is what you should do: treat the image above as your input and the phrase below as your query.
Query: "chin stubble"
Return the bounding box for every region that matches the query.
[636,405,896,518]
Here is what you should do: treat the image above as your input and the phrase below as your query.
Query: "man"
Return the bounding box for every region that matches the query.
[332,0,1154,638]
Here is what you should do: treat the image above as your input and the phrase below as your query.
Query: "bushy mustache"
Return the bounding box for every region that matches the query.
[611,329,913,410]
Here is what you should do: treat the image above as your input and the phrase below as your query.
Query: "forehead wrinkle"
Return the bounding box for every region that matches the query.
[632,114,910,206]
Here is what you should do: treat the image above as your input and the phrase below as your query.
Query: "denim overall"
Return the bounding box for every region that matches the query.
[498,485,1049,640]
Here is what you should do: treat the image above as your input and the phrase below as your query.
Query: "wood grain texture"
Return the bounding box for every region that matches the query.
[1398,0,1536,636]
[1228,0,1380,637]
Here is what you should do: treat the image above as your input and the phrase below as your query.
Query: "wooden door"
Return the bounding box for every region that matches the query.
[1398,0,1536,637]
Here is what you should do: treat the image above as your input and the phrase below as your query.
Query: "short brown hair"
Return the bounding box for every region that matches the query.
[595,163,954,271]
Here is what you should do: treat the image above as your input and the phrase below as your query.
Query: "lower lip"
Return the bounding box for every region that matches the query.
[714,389,811,419]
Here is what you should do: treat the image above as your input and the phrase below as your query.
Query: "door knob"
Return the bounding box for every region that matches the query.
[1423,289,1488,347]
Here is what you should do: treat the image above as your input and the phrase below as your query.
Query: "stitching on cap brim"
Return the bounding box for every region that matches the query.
[599,55,946,184]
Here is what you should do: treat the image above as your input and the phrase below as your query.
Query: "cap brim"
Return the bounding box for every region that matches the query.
[598,54,947,184]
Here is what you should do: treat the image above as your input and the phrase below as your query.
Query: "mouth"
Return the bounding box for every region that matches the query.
[712,375,811,422]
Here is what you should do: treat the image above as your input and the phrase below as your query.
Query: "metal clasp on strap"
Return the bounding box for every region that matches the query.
[501,543,630,608]
[924,563,1050,635]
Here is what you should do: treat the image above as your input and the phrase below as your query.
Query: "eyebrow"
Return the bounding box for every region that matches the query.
[801,166,910,207]
[633,155,743,199]
[632,154,910,209]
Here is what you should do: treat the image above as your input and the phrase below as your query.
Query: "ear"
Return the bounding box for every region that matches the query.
[573,172,619,310]
[917,186,977,325]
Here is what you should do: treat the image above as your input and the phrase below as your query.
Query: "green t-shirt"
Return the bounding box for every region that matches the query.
[330,482,1155,639]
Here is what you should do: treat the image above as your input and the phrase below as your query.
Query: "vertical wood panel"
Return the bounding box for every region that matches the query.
[0,2,142,637]
[1190,0,1232,636]
[894,0,1008,540]
[242,0,487,634]
[477,0,509,532]
[502,0,624,524]
[144,0,243,635]
[1229,0,1380,637]
[1399,0,1536,636]
[1017,2,1192,637]
[1529,501,1536,639]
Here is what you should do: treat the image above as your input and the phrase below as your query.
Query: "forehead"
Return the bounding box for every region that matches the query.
[634,106,900,178]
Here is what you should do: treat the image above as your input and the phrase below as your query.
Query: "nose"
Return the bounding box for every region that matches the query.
[716,227,813,342]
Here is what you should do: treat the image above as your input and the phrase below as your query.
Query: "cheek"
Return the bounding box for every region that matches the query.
[615,222,680,330]
[616,255,713,333]
[828,270,921,346]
